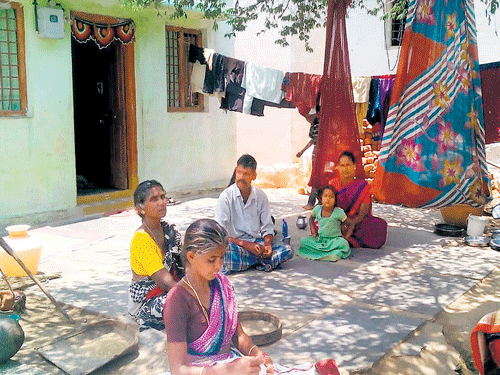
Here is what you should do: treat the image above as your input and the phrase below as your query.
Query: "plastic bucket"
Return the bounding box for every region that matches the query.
[466,215,489,236]
[1,225,42,277]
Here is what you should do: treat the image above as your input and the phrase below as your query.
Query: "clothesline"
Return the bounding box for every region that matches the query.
[189,44,308,117]
[189,44,396,122]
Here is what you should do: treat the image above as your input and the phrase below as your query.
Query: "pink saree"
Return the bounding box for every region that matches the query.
[332,178,387,249]
[188,273,239,365]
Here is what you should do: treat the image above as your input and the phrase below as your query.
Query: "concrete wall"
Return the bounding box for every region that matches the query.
[0,0,236,224]
[133,9,236,192]
[232,22,293,167]
[0,0,76,221]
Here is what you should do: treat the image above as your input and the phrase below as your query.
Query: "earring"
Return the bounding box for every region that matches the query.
[141,211,145,214]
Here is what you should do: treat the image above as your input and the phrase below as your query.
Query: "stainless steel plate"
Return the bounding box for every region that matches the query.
[490,237,500,250]
[493,204,500,219]
[465,236,490,247]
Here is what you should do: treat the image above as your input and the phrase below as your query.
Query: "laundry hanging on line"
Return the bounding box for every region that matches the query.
[188,44,319,117]
[188,45,293,116]
[188,44,394,125]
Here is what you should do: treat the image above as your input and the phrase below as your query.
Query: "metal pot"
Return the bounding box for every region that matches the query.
[296,215,308,230]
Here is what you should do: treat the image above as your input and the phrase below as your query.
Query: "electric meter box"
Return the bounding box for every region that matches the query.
[37,7,64,39]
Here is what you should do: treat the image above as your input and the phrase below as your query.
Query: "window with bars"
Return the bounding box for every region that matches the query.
[0,2,26,115]
[165,26,203,112]
[390,16,406,47]
[385,1,407,49]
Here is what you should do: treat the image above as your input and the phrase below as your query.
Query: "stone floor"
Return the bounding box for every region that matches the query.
[1,188,500,374]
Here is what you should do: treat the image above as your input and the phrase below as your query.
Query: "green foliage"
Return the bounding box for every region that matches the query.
[382,0,409,20]
[123,0,498,52]
[485,0,499,23]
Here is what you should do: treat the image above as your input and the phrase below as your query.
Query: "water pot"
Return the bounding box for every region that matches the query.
[296,215,308,230]
[0,315,24,363]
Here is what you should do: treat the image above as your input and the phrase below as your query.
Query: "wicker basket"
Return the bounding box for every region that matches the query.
[440,204,484,228]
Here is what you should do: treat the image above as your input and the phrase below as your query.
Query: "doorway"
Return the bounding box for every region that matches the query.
[72,37,137,197]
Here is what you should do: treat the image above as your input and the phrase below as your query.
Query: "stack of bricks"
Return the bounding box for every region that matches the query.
[359,119,381,183]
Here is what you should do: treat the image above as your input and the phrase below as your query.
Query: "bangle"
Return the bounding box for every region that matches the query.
[248,345,258,356]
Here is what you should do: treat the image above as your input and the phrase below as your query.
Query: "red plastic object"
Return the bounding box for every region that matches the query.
[315,358,340,375]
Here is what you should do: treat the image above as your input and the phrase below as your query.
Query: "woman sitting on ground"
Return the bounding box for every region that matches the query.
[128,180,184,331]
[329,151,387,249]
[164,218,274,375]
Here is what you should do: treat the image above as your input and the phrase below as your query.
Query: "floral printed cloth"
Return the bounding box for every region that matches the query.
[372,0,490,208]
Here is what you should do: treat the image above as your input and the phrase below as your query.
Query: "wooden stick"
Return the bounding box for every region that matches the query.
[0,264,15,295]
[0,237,74,323]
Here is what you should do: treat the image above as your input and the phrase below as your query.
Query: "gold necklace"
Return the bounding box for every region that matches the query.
[182,275,209,323]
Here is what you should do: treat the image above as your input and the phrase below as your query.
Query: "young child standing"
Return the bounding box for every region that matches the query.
[297,186,350,262]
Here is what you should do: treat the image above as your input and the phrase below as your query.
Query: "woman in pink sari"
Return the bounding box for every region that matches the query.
[330,151,387,249]
[164,219,274,375]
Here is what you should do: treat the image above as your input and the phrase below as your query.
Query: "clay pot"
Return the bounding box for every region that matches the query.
[0,315,24,362]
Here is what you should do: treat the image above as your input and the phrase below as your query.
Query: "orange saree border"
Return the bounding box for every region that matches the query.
[371,165,441,207]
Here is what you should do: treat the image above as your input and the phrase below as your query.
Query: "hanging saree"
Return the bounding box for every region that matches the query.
[310,0,364,189]
[372,0,490,208]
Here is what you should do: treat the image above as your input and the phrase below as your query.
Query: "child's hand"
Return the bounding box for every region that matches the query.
[342,219,354,239]
[311,231,318,238]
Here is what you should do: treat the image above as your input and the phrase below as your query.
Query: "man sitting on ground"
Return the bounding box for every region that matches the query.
[215,154,293,273]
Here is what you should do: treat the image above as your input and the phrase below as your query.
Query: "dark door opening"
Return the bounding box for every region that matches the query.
[72,39,128,196]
